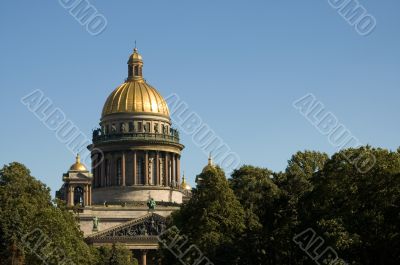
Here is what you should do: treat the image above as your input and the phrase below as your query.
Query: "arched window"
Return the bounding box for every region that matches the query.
[74,186,84,206]
[128,65,133,77]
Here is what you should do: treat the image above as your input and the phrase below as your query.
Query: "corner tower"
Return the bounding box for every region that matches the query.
[90,48,184,204]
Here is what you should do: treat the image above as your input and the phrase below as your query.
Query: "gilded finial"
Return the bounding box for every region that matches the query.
[69,153,87,171]
[181,171,191,190]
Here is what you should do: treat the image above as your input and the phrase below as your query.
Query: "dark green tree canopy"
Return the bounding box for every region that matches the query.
[0,162,94,265]
[2,146,400,265]
[172,165,245,264]
[301,147,400,265]
[93,244,138,265]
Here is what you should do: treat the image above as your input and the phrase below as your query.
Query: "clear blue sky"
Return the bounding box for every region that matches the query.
[1,0,399,194]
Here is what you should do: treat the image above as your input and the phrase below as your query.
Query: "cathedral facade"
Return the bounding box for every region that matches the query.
[58,48,192,265]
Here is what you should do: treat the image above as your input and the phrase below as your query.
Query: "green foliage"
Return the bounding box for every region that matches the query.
[168,148,400,265]
[0,162,94,265]
[93,244,138,265]
[171,165,245,264]
[2,146,399,265]
[230,165,281,264]
[228,152,328,264]
[301,147,400,264]
[273,151,329,264]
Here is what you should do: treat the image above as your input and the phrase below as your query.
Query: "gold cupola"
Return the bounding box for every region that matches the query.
[101,48,170,119]
[181,173,192,191]
[69,154,88,171]
[127,48,143,81]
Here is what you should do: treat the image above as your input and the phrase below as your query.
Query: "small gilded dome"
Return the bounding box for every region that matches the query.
[69,154,88,171]
[181,174,192,190]
[128,48,142,62]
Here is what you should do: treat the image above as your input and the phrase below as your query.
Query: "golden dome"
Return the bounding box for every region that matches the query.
[102,80,170,118]
[128,48,142,61]
[181,174,192,190]
[69,154,88,171]
[102,48,170,118]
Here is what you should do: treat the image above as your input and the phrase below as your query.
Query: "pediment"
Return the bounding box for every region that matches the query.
[86,213,167,243]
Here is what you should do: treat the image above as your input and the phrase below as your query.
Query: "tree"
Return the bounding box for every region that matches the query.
[93,244,138,265]
[171,165,245,265]
[301,147,400,265]
[278,150,328,201]
[230,165,281,265]
[0,162,95,265]
[273,151,329,264]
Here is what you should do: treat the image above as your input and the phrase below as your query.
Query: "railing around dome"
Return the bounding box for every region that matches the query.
[92,132,180,144]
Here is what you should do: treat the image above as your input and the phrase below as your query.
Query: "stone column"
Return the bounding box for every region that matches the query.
[106,158,109,187]
[133,151,137,185]
[93,158,98,188]
[141,250,147,265]
[88,185,92,206]
[69,186,74,207]
[67,186,71,206]
[177,155,181,188]
[110,155,115,186]
[94,167,98,188]
[165,154,169,186]
[144,151,149,185]
[170,154,173,187]
[101,159,105,187]
[156,152,160,186]
[172,154,176,187]
[160,155,164,186]
[91,159,96,188]
[84,185,88,206]
[149,157,154,185]
[122,152,126,186]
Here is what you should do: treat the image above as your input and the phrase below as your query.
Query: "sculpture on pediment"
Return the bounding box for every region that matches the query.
[93,216,99,231]
[99,215,166,238]
[147,198,156,210]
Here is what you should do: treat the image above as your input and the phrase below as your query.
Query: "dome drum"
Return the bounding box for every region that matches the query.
[92,186,183,204]
[90,149,183,202]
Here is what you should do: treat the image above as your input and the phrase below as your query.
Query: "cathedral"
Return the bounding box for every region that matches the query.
[57,48,195,265]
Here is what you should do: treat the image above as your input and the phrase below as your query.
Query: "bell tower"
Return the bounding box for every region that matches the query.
[59,154,93,207]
